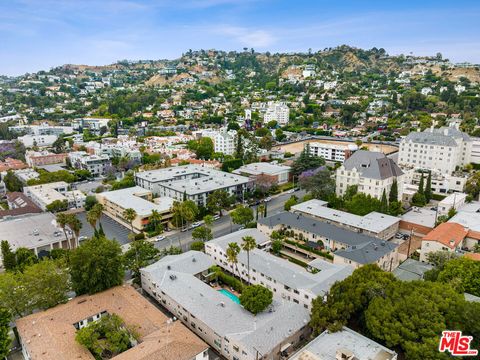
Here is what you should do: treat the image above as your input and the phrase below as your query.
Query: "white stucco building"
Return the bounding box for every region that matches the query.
[263,102,290,125]
[336,150,405,200]
[308,142,358,163]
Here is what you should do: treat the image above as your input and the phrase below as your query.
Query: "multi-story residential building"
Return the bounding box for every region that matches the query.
[263,102,290,125]
[291,199,399,240]
[0,158,27,172]
[437,192,468,216]
[289,326,397,360]
[135,165,251,207]
[9,124,74,136]
[0,213,74,266]
[398,126,480,174]
[13,169,40,184]
[25,150,67,167]
[68,151,111,176]
[233,162,291,185]
[141,251,311,360]
[96,186,174,232]
[72,117,110,133]
[16,285,209,360]
[0,192,42,218]
[258,212,401,271]
[23,181,86,210]
[205,229,353,309]
[308,142,358,163]
[17,134,58,148]
[336,150,404,200]
[404,169,467,195]
[197,127,237,156]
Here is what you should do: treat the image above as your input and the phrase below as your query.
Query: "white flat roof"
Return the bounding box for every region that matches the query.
[0,213,64,251]
[233,162,291,176]
[400,207,437,228]
[291,199,399,234]
[100,186,174,216]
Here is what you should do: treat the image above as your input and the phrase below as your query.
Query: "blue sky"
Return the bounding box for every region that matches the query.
[1,0,480,75]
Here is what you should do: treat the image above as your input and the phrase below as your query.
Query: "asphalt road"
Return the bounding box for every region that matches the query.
[155,190,306,252]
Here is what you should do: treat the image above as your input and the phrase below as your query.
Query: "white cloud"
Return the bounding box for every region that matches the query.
[219,26,276,47]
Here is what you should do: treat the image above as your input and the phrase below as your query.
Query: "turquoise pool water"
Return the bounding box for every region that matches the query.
[218,289,240,304]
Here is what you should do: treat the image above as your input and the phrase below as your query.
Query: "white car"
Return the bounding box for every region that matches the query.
[191,222,202,228]
[264,197,272,202]
[213,214,220,220]
[286,189,295,194]
[155,235,166,242]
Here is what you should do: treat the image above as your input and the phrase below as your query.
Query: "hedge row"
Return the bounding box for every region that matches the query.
[210,266,243,293]
[280,253,308,268]
[284,239,334,260]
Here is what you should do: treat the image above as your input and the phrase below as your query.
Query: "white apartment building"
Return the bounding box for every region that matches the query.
[68,151,111,176]
[135,165,251,207]
[336,150,405,200]
[142,251,311,360]
[17,134,58,148]
[204,229,353,309]
[308,142,358,163]
[263,102,290,125]
[199,128,237,155]
[23,181,86,210]
[398,126,480,174]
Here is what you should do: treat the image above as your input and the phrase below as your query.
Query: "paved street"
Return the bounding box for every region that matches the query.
[155,190,305,252]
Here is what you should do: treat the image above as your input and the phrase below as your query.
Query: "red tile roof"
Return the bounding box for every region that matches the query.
[422,222,468,249]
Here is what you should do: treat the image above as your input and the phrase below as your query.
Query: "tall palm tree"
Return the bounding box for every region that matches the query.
[123,208,137,235]
[226,242,242,283]
[241,236,256,284]
[86,209,98,231]
[92,203,103,228]
[66,214,82,248]
[171,201,184,230]
[56,213,71,250]
[181,200,198,231]
[149,209,162,232]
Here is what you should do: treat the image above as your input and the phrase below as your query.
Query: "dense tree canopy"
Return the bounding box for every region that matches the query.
[239,285,273,315]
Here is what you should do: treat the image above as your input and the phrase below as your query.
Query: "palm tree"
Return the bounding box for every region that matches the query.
[181,200,198,231]
[92,203,103,228]
[226,242,242,283]
[66,214,82,248]
[149,209,162,233]
[123,208,137,235]
[86,203,103,231]
[241,236,256,284]
[171,201,184,230]
[56,213,71,250]
[258,204,265,219]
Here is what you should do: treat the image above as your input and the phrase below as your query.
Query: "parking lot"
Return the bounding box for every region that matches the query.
[77,211,131,245]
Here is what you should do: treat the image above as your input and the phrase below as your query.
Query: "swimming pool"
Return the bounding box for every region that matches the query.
[218,289,240,304]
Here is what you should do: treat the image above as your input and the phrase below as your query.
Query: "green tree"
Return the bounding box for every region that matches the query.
[87,203,103,230]
[190,241,205,252]
[148,209,162,233]
[226,242,242,281]
[411,192,426,207]
[424,171,432,203]
[84,195,98,211]
[123,208,137,234]
[275,128,286,141]
[239,285,273,315]
[1,241,16,271]
[241,236,256,284]
[66,214,82,248]
[310,265,396,334]
[291,144,326,176]
[418,172,425,195]
[271,239,283,255]
[14,248,38,272]
[0,308,11,359]
[70,236,124,295]
[298,168,335,200]
[379,189,388,214]
[388,179,398,203]
[284,195,298,211]
[344,193,382,216]
[206,190,231,216]
[465,171,480,199]
[190,137,214,159]
[192,226,213,242]
[123,240,160,285]
[230,205,254,227]
[437,257,480,296]
[3,170,22,192]
[46,199,68,213]
[76,314,137,359]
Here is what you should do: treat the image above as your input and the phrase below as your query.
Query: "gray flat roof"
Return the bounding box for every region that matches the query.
[400,207,437,228]
[259,212,383,247]
[233,162,291,176]
[100,186,174,216]
[449,211,480,232]
[291,200,399,234]
[141,251,310,357]
[208,229,353,296]
[393,258,433,281]
[289,326,397,360]
[136,165,250,195]
[0,213,64,251]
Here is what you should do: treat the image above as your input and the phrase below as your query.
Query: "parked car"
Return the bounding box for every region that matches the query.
[213,214,220,220]
[191,222,202,228]
[155,235,166,242]
[264,196,272,202]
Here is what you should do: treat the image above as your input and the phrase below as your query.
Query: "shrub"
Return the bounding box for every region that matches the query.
[240,285,273,315]
[210,266,243,293]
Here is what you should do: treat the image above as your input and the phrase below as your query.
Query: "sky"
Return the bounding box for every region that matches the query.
[1,0,480,76]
